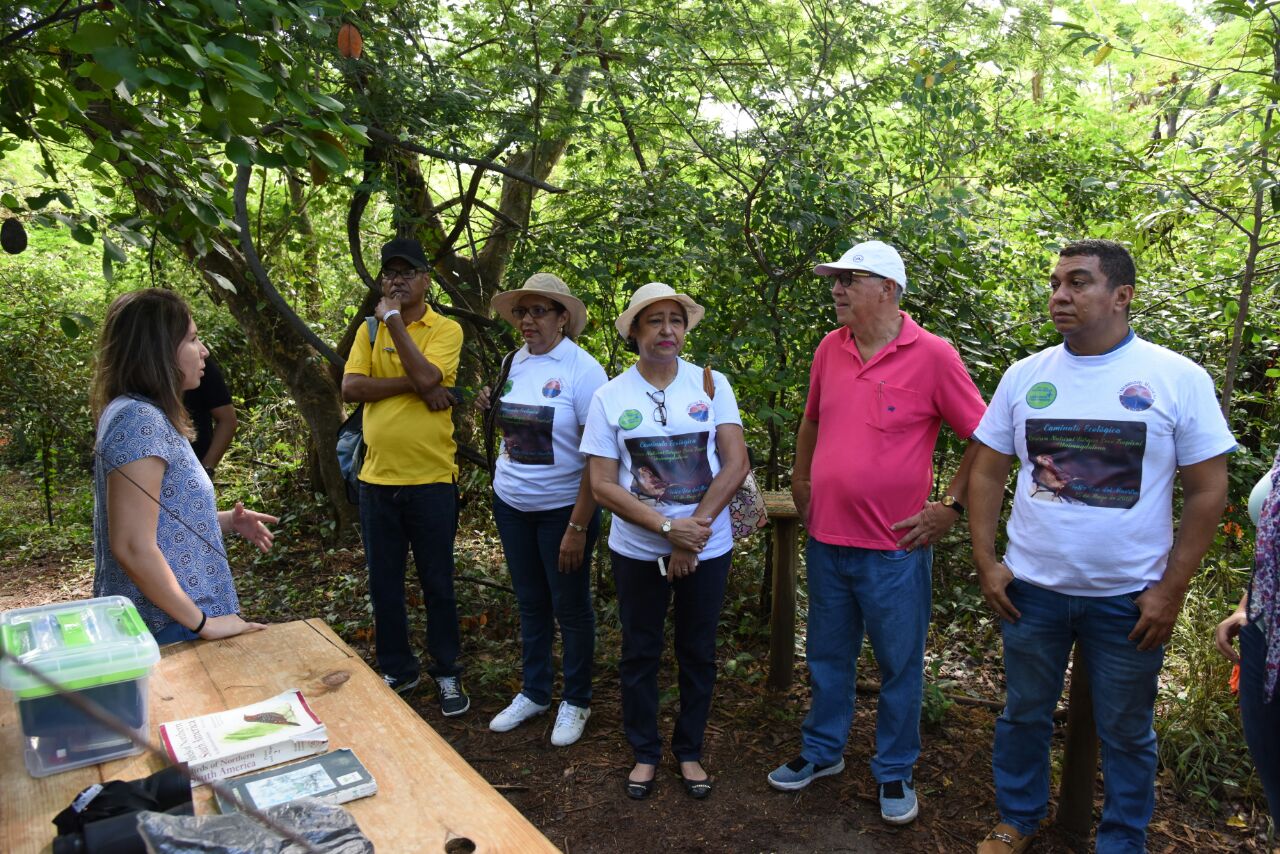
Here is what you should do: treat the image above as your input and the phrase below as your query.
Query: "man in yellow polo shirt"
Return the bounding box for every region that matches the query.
[342,237,469,717]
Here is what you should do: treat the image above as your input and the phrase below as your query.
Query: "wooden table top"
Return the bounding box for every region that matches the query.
[1,618,557,853]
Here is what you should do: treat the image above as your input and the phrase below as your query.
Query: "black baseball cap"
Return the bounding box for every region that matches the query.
[380,238,429,271]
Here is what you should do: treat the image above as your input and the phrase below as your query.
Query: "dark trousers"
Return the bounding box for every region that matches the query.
[1240,620,1280,824]
[359,481,461,681]
[611,548,732,764]
[493,494,600,707]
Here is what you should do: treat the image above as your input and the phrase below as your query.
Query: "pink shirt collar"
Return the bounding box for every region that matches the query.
[838,311,920,372]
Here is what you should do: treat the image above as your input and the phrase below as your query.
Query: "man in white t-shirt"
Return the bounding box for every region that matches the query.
[967,239,1235,854]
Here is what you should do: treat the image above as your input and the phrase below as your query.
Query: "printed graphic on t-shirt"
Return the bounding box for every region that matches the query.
[624,431,712,506]
[1025,419,1146,508]
[497,402,555,465]
[1118,381,1155,412]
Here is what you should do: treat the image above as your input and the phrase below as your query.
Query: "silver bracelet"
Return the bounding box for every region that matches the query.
[567,521,586,533]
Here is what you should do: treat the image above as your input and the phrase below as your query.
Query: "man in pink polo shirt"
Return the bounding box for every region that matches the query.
[767,240,987,825]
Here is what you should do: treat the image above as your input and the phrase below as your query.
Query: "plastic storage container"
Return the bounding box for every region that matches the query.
[0,596,161,777]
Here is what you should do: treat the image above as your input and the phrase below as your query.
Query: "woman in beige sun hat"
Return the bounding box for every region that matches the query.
[480,272,607,748]
[579,282,750,801]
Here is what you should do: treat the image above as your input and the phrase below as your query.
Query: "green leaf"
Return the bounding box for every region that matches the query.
[70,224,95,245]
[93,47,144,85]
[226,136,257,165]
[309,138,346,171]
[103,235,127,263]
[181,43,210,68]
[24,191,57,210]
[310,92,344,112]
[59,315,81,339]
[206,270,237,292]
[1,193,18,211]
[67,23,117,54]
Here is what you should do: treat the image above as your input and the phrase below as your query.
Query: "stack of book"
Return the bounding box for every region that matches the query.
[159,688,377,813]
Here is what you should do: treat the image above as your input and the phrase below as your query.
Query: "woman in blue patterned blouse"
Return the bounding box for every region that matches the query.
[90,289,276,644]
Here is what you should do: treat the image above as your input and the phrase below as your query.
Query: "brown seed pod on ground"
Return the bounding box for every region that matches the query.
[337,23,363,59]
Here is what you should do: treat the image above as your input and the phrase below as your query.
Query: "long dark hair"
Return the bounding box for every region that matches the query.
[91,288,194,438]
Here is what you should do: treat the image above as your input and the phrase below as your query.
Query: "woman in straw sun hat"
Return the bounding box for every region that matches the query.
[579,282,751,800]
[480,272,608,748]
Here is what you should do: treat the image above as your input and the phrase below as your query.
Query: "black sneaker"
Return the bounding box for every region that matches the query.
[435,675,470,717]
[383,673,421,696]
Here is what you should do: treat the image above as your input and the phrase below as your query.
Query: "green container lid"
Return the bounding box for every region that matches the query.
[0,596,160,699]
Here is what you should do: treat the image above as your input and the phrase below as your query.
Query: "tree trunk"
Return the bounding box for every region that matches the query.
[198,244,358,534]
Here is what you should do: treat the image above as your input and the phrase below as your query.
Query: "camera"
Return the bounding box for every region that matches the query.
[52,765,192,854]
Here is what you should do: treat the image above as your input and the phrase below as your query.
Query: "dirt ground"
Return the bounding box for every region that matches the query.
[0,478,1272,853]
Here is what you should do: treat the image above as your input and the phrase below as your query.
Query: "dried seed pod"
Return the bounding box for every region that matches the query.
[1,218,27,254]
[337,23,363,60]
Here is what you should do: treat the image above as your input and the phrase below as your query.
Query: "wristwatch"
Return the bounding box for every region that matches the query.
[941,495,965,515]
[567,521,586,533]
[660,518,673,536]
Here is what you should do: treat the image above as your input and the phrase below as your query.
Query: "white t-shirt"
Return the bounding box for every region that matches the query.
[580,359,742,561]
[493,338,608,512]
[973,334,1236,596]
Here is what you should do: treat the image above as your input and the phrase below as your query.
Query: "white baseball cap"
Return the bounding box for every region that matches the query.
[814,240,908,293]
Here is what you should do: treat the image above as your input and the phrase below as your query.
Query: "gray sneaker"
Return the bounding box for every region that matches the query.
[767,756,846,791]
[435,676,470,717]
[383,673,420,696]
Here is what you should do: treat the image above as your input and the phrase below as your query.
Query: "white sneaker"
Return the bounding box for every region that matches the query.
[550,701,590,747]
[489,694,550,732]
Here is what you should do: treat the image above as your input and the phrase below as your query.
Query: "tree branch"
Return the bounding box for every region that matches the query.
[232,165,343,367]
[0,1,101,49]
[367,128,565,193]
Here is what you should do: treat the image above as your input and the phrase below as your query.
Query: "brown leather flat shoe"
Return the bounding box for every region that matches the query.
[976,821,1034,854]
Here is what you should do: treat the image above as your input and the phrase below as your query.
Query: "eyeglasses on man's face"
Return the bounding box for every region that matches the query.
[833,270,883,288]
[512,305,557,320]
[646,389,667,426]
[381,267,421,282]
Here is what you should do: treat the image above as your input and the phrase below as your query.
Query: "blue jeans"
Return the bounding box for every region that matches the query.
[800,538,932,782]
[152,621,199,645]
[611,548,732,764]
[359,482,461,681]
[492,494,599,707]
[1240,620,1280,825]
[995,578,1164,853]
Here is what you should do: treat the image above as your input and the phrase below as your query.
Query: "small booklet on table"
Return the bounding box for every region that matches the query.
[159,688,329,782]
[214,748,377,813]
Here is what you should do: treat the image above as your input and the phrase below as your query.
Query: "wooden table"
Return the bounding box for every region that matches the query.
[1,619,557,853]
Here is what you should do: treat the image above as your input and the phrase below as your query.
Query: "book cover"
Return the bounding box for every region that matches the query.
[215,748,378,813]
[159,689,328,782]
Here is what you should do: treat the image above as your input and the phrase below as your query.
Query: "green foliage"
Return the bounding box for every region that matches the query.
[2,0,1279,822]
[922,658,957,730]
[1156,563,1260,810]
[0,261,99,524]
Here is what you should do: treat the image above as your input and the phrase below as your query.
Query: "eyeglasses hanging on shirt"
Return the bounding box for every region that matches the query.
[646,389,667,426]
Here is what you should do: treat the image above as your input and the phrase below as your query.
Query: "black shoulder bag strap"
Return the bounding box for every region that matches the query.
[484,349,518,476]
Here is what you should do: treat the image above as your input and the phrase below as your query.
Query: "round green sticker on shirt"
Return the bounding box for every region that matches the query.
[502,379,513,395]
[1026,382,1057,409]
[618,409,643,430]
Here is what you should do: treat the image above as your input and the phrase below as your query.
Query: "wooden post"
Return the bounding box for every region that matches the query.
[762,491,800,691]
[768,516,799,691]
[1056,642,1098,851]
